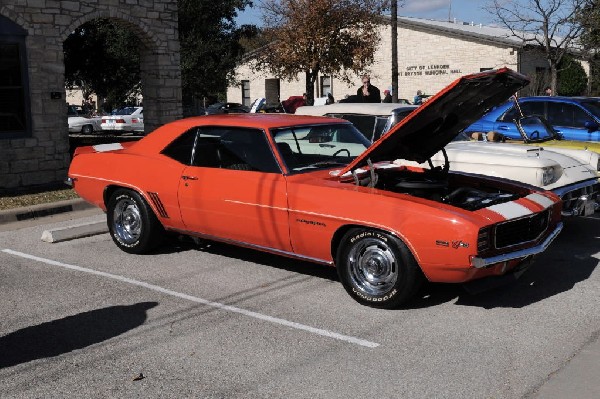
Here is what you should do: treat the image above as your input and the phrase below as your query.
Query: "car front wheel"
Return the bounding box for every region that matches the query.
[107,189,163,254]
[336,228,423,309]
[81,124,94,134]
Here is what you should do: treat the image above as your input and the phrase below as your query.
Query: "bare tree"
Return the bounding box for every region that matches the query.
[253,0,385,105]
[487,0,587,95]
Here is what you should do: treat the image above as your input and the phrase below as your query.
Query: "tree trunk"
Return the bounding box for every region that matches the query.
[391,0,398,103]
[305,69,317,105]
[550,64,558,96]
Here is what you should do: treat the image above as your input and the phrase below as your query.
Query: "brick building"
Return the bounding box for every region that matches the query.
[0,0,183,191]
[228,16,586,107]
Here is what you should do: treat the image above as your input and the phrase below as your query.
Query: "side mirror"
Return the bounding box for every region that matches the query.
[584,120,599,132]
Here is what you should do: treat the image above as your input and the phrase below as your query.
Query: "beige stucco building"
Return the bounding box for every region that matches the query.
[228,16,583,106]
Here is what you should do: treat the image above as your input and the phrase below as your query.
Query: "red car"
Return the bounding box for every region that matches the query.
[68,68,563,308]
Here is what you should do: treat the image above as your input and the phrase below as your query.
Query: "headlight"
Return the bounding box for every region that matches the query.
[541,166,555,186]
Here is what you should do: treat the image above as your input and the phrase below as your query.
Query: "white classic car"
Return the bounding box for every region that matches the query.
[296,103,599,216]
[67,105,102,134]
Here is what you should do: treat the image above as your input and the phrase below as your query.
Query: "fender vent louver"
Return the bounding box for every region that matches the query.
[147,192,169,219]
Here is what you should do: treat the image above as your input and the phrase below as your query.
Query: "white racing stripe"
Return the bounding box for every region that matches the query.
[525,193,555,209]
[2,249,379,349]
[93,143,124,152]
[486,202,532,220]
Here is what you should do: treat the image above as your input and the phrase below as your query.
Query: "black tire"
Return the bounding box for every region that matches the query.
[107,189,163,254]
[336,228,423,309]
[81,124,94,134]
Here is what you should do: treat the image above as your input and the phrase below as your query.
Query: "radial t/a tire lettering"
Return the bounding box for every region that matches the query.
[336,228,423,309]
[107,189,163,254]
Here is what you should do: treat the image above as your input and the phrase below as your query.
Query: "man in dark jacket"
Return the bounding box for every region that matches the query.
[356,75,381,103]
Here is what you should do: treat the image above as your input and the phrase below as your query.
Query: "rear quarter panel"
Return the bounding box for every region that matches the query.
[69,151,187,229]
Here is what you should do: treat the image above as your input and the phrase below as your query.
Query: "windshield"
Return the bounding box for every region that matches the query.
[271,123,370,173]
[580,100,600,120]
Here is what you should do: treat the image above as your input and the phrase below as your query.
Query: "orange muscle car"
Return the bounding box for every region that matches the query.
[68,68,563,308]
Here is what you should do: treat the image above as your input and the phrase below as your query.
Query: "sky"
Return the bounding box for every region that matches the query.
[235,0,496,27]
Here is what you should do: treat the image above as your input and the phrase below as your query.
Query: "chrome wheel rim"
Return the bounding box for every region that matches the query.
[113,197,142,244]
[348,237,398,296]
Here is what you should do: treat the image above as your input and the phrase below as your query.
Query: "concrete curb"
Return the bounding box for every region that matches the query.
[41,221,108,243]
[0,198,95,225]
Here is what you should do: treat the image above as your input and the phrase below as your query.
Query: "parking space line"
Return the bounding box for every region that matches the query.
[2,249,379,349]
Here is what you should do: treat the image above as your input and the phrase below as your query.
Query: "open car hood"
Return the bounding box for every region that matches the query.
[338,68,530,176]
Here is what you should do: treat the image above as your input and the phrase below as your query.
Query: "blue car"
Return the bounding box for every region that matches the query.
[465,97,600,142]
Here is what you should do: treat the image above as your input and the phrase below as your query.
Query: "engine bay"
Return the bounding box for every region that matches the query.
[349,154,521,211]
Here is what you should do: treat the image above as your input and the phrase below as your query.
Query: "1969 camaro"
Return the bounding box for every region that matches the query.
[67,68,563,308]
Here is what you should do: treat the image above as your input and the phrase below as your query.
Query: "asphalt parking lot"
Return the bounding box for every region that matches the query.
[1,212,599,398]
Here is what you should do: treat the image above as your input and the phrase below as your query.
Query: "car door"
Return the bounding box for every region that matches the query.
[546,102,600,141]
[176,126,292,251]
[493,101,545,139]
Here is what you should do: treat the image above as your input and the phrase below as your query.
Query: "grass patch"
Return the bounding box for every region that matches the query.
[0,188,79,210]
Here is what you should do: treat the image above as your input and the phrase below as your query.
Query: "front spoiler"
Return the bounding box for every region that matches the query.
[471,222,563,269]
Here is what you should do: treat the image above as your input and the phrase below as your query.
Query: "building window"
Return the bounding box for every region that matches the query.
[0,16,30,138]
[320,76,331,97]
[241,80,251,107]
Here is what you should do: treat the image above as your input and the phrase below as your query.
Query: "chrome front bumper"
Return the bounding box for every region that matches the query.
[471,222,563,269]
[552,179,599,217]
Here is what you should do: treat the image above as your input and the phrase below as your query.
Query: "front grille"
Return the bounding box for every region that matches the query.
[494,210,550,249]
[561,182,599,213]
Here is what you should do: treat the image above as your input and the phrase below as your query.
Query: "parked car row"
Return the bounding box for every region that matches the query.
[69,68,579,309]
[296,98,600,218]
[67,105,144,135]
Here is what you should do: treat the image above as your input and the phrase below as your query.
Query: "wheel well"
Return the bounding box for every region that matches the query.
[330,224,389,262]
[103,185,143,208]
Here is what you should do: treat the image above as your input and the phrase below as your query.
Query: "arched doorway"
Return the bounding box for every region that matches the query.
[0,3,182,191]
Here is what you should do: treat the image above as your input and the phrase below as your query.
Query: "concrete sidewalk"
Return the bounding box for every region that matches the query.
[531,330,600,398]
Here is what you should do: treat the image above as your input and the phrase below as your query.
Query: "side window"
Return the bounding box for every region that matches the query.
[338,114,376,141]
[500,102,544,122]
[161,128,197,165]
[192,127,280,173]
[547,102,590,128]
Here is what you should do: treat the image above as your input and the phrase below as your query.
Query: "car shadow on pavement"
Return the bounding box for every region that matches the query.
[0,302,157,369]
[190,239,340,282]
[407,218,599,310]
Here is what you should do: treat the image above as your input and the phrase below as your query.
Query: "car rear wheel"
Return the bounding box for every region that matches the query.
[107,189,163,254]
[81,124,93,134]
[336,228,423,309]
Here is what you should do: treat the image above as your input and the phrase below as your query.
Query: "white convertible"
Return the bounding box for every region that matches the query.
[296,103,599,216]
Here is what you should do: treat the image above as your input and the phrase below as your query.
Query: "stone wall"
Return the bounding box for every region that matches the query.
[0,0,183,191]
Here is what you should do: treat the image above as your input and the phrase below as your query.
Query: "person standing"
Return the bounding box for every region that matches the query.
[413,90,423,105]
[543,86,552,96]
[356,75,381,103]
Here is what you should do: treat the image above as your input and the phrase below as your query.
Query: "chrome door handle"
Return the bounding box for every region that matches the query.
[182,175,198,180]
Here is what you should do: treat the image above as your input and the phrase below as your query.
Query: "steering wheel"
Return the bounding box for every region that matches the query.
[332,148,351,157]
[529,130,540,139]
